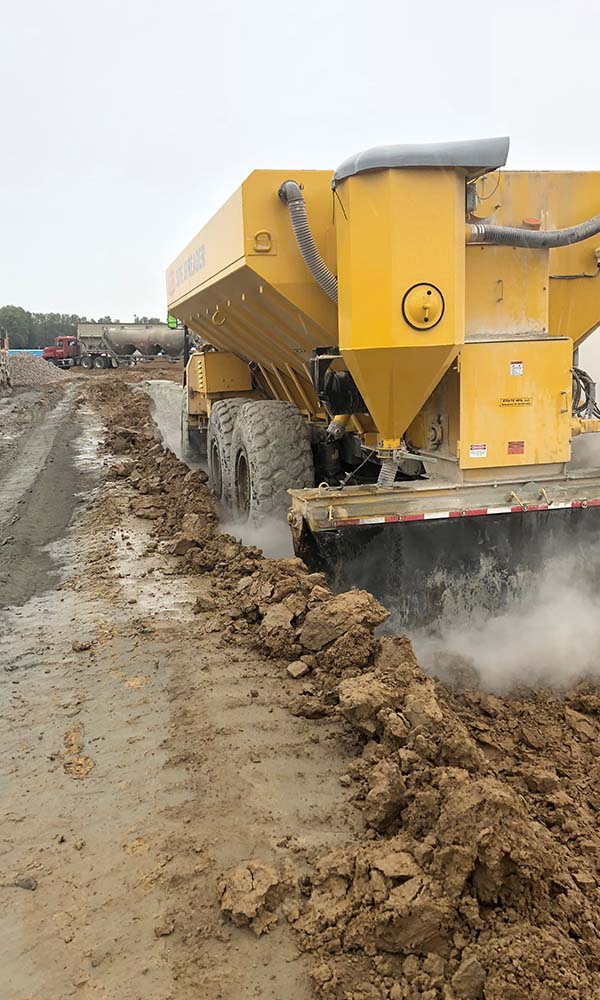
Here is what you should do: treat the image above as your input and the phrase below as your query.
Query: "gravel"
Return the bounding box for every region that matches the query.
[9,354,72,388]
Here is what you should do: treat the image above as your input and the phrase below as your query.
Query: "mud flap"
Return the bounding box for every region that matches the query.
[296,507,600,627]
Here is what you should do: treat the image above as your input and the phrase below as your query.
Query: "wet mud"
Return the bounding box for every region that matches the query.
[3,369,600,1000]
[0,385,100,606]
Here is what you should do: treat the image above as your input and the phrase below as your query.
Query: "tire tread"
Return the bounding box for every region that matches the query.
[230,400,314,519]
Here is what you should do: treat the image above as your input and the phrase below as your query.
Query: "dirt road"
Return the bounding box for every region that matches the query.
[4,370,600,1000]
[0,371,360,1000]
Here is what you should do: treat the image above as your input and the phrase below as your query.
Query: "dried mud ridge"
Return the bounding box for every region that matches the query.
[89,378,600,1000]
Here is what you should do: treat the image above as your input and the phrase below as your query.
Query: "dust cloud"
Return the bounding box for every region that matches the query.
[220,517,294,560]
[409,549,600,693]
[570,429,600,468]
[143,379,204,470]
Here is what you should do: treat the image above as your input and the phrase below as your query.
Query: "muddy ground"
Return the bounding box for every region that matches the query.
[2,368,600,1000]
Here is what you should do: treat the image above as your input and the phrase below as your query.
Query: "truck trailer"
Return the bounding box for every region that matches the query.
[168,137,600,621]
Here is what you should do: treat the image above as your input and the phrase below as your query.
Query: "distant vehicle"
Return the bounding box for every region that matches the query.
[42,337,118,370]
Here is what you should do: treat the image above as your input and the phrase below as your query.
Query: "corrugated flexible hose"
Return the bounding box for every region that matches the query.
[278,180,338,302]
[468,214,600,248]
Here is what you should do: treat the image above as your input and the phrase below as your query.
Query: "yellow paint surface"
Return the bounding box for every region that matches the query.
[459,339,572,469]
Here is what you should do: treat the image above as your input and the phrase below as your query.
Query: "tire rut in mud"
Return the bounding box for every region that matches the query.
[0,388,99,607]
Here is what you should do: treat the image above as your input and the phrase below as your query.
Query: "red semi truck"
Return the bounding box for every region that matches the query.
[42,337,118,370]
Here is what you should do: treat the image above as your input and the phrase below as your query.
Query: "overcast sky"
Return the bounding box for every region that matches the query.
[2,0,600,320]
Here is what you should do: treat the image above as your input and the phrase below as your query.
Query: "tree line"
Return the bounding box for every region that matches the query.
[0,305,162,349]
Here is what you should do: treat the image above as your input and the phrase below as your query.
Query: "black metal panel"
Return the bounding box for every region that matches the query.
[297,507,600,627]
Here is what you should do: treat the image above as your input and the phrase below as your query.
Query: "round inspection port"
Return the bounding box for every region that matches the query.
[402,283,445,330]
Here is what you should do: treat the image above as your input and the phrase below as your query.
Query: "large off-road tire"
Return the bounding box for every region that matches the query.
[207,398,247,504]
[80,355,92,369]
[230,400,314,522]
[93,356,106,369]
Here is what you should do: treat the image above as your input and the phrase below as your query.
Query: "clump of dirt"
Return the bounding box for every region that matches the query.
[62,721,95,780]
[219,859,284,936]
[87,377,600,1000]
[88,375,388,686]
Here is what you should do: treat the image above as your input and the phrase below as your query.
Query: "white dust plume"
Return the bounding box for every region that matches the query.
[409,550,600,693]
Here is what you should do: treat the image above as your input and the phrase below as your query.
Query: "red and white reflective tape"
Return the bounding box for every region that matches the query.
[319,497,600,530]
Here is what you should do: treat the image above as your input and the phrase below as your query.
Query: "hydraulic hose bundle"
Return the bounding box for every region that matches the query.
[573,366,600,419]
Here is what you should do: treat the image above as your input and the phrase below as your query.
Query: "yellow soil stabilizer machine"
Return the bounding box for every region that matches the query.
[169,137,600,623]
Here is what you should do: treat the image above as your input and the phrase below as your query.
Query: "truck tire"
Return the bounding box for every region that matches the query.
[207,398,246,505]
[93,356,106,369]
[230,400,314,521]
[81,356,92,369]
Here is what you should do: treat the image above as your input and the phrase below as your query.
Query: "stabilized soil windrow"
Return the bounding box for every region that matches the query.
[89,376,600,1000]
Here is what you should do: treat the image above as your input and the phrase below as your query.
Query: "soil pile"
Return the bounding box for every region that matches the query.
[88,377,600,1000]
[294,638,600,999]
[9,352,71,387]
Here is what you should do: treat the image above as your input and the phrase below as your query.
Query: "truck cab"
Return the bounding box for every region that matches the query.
[42,337,81,367]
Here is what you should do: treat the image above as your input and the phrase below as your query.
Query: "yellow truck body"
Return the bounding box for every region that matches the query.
[168,138,600,620]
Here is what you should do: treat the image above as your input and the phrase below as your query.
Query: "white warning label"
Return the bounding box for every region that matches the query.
[510,361,524,376]
[469,443,487,459]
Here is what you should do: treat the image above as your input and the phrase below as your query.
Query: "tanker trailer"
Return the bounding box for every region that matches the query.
[77,322,184,359]
[167,137,600,622]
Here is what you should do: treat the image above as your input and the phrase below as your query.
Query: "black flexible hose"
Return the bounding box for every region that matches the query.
[573,366,599,419]
[182,324,189,387]
[278,180,338,303]
[468,215,600,248]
